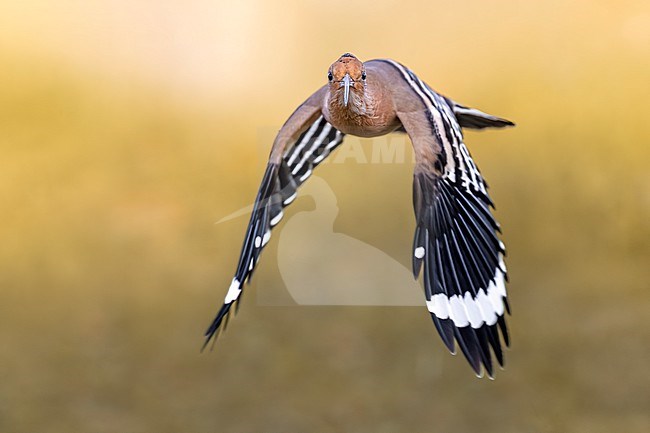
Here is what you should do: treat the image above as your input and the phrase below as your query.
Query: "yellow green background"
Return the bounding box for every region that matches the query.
[1,1,649,432]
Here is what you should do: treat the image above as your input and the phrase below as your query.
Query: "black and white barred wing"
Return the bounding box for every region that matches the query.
[383,59,512,378]
[204,114,344,348]
[412,171,510,378]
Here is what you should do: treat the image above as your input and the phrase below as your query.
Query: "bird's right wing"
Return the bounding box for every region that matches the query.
[204,87,345,348]
[376,59,511,378]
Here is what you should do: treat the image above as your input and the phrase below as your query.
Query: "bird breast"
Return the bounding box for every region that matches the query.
[324,88,400,138]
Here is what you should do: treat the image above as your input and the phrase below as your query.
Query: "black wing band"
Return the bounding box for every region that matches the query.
[204,116,344,348]
[413,173,509,378]
[381,59,510,378]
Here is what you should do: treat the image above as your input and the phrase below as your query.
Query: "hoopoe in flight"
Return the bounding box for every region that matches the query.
[205,53,514,378]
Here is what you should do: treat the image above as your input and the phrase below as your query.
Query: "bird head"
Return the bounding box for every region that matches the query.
[327,53,366,107]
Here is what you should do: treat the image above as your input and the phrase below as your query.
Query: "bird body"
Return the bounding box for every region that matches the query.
[205,53,515,378]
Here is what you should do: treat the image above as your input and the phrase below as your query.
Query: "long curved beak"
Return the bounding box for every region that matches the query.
[340,74,352,107]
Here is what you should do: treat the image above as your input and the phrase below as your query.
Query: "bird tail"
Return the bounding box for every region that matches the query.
[447,99,515,130]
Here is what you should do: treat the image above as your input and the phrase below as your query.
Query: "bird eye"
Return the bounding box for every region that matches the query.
[361,71,366,80]
[328,72,333,82]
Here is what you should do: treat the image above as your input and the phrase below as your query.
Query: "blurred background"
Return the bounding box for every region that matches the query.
[1,1,649,432]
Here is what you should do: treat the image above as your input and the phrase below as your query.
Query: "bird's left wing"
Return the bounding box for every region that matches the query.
[376,59,511,378]
[204,87,345,348]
